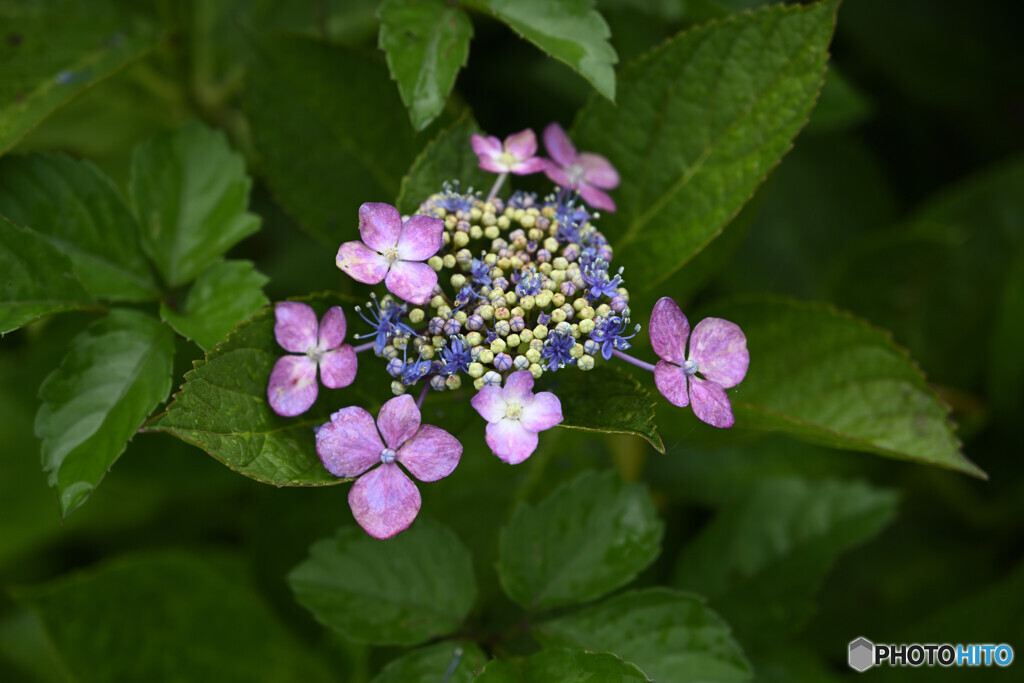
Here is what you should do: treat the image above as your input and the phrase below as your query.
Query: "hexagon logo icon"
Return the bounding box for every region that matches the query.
[849,637,875,672]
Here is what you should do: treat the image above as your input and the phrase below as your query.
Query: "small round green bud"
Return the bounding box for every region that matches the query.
[519,295,535,311]
[490,339,506,354]
[469,225,483,240]
[479,305,495,321]
[409,308,425,324]
[513,355,531,370]
[505,291,517,305]
[506,333,520,347]
[442,254,457,269]
[383,344,399,360]
[570,343,585,360]
[578,354,595,371]
[432,335,446,348]
[420,345,435,360]
[393,335,408,350]
[555,321,573,336]
[616,287,629,300]
[470,207,482,221]
[482,211,496,226]
[550,269,566,284]
[550,308,567,324]
[536,291,553,308]
[529,363,543,379]
[444,214,458,229]
[539,262,553,276]
[442,232,451,246]
[579,318,596,334]
[525,348,541,363]
[466,331,483,346]
[570,324,581,339]
[543,237,559,252]
[454,311,467,324]
[484,253,498,265]
[553,257,569,270]
[428,256,444,271]
[456,248,473,265]
[497,215,511,229]
[453,231,470,248]
[521,213,536,229]
[527,226,542,240]
[511,306,524,318]
[450,273,466,289]
[596,304,612,317]
[533,324,548,340]
[391,380,407,395]
[529,339,544,351]
[580,306,595,320]
[520,329,534,344]
[473,377,485,390]
[509,256,523,270]
[468,362,484,378]
[495,307,511,321]
[497,257,511,271]
[436,304,452,318]
[478,349,495,364]
[446,375,462,390]
[484,225,500,239]
[552,292,565,307]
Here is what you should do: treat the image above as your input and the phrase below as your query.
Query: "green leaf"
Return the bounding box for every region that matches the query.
[573,0,836,287]
[378,0,473,131]
[148,293,374,486]
[475,649,651,682]
[397,114,492,214]
[498,470,663,611]
[0,216,93,333]
[35,309,174,516]
[553,366,665,453]
[467,0,617,101]
[246,33,426,244]
[288,518,476,646]
[0,152,159,301]
[371,641,487,683]
[536,588,752,682]
[159,259,269,351]
[713,296,984,477]
[804,67,872,134]
[0,1,155,154]
[673,477,897,644]
[130,121,260,287]
[14,552,333,682]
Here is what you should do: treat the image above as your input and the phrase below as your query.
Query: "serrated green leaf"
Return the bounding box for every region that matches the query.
[130,121,260,287]
[397,114,492,214]
[0,1,155,154]
[289,518,476,646]
[379,0,473,131]
[552,366,664,453]
[148,293,381,485]
[673,478,898,644]
[14,552,333,682]
[475,649,651,682]
[159,259,269,351]
[0,152,159,301]
[499,470,663,611]
[35,309,174,516]
[0,216,93,333]
[573,1,836,288]
[804,67,872,134]
[536,588,752,683]
[371,641,487,683]
[246,33,426,245]
[713,296,984,477]
[467,0,617,100]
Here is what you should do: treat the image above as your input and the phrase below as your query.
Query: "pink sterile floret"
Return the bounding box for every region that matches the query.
[648,297,749,429]
[336,202,443,305]
[542,122,621,213]
[470,129,547,176]
[268,302,357,417]
[471,371,563,465]
[316,395,462,539]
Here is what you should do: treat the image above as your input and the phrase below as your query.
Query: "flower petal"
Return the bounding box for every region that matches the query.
[578,184,617,212]
[319,345,357,389]
[267,355,318,416]
[376,394,421,450]
[348,464,421,539]
[649,297,688,365]
[315,406,385,477]
[542,161,571,188]
[578,152,620,189]
[511,157,547,176]
[520,391,562,432]
[336,241,389,285]
[654,360,690,408]
[689,376,735,428]
[504,128,538,160]
[396,214,444,261]
[398,425,462,482]
[385,260,437,305]
[485,418,539,465]
[478,156,509,174]
[688,317,749,389]
[471,385,507,423]
[470,133,502,160]
[503,370,535,403]
[274,301,318,353]
[358,202,402,252]
[543,122,578,167]
[317,306,346,349]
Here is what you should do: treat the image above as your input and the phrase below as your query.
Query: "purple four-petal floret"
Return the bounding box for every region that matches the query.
[542,123,620,212]
[471,129,547,176]
[471,371,563,464]
[649,297,749,428]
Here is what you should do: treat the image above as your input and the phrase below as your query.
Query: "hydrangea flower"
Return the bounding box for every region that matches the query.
[542,123,620,212]
[316,395,462,539]
[471,371,563,464]
[471,129,547,175]
[649,297,749,428]
[336,202,443,305]
[268,302,357,417]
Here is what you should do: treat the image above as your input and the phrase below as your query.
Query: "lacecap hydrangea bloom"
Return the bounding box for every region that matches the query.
[267,124,749,538]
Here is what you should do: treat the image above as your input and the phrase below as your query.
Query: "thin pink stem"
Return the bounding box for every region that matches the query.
[612,349,656,373]
[353,341,376,353]
[486,172,508,203]
[415,382,429,410]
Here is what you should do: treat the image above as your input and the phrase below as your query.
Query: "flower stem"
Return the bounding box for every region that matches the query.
[353,341,376,354]
[612,349,656,373]
[485,172,507,203]
[415,382,429,410]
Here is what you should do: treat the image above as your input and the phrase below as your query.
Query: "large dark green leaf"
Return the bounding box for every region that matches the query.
[712,296,984,477]
[0,216,93,333]
[553,366,664,453]
[573,1,836,287]
[14,552,333,682]
[537,588,752,682]
[397,115,492,214]
[246,33,425,244]
[36,309,174,516]
[475,649,651,682]
[289,518,476,646]
[0,1,155,154]
[498,470,663,611]
[159,259,269,351]
[130,121,260,287]
[467,0,617,100]
[379,0,473,131]
[673,477,897,644]
[372,641,487,683]
[0,152,159,301]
